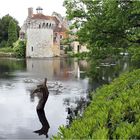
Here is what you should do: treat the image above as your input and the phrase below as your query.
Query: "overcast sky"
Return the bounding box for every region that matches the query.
[0,0,66,26]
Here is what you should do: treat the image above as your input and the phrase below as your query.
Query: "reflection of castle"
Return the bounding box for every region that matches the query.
[26,58,88,80]
[26,58,60,79]
[20,7,68,58]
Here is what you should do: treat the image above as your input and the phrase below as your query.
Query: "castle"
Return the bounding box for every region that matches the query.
[20,7,68,58]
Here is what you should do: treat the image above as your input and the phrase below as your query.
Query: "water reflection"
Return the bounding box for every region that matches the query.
[34,109,50,138]
[0,58,26,78]
[26,58,87,80]
[64,97,89,126]
[88,56,131,91]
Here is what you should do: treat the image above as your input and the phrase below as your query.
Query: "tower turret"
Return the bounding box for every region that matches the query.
[36,6,43,14]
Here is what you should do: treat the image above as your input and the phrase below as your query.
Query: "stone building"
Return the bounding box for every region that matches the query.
[20,7,68,58]
[71,41,89,54]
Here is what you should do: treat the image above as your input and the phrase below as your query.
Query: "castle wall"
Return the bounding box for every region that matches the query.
[26,28,54,57]
[52,44,60,56]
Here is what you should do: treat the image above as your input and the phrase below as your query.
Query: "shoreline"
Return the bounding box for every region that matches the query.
[0,52,15,57]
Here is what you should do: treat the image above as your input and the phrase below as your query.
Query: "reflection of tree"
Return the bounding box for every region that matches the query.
[87,56,130,87]
[64,97,89,126]
[0,59,26,78]
[34,109,50,138]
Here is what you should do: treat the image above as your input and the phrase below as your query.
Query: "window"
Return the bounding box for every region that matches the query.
[53,37,57,42]
[60,35,63,39]
[46,23,48,28]
[28,22,30,28]
[42,23,45,28]
[31,46,33,52]
[77,45,80,52]
[20,32,25,40]
[60,45,63,50]
[49,23,51,28]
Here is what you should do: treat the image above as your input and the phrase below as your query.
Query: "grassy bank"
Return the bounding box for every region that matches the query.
[53,69,140,139]
[0,47,15,57]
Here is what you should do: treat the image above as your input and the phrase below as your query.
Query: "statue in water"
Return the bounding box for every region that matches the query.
[30,78,50,138]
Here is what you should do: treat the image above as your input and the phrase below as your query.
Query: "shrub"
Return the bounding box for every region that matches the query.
[53,69,140,139]
[128,46,140,67]
[0,46,13,53]
[13,40,26,58]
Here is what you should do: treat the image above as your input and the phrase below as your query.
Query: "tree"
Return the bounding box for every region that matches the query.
[8,20,18,47]
[0,14,20,47]
[64,0,140,59]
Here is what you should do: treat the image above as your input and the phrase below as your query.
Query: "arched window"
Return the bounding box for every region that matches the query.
[39,24,41,28]
[46,23,48,28]
[49,23,51,28]
[42,23,45,28]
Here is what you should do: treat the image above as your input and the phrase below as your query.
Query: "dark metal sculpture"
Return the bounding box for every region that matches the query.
[30,78,50,138]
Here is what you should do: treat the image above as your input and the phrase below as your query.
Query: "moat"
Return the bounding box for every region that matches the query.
[0,57,130,139]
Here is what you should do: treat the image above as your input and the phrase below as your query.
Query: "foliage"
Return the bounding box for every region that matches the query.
[64,0,140,59]
[0,58,26,78]
[64,46,72,54]
[53,69,140,139]
[60,38,73,45]
[70,52,89,60]
[0,40,8,48]
[0,47,13,53]
[13,40,26,58]
[128,46,140,68]
[0,39,26,58]
[0,14,20,47]
[8,20,18,47]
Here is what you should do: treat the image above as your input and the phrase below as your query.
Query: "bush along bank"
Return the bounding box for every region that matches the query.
[0,47,15,57]
[0,40,26,58]
[53,69,140,139]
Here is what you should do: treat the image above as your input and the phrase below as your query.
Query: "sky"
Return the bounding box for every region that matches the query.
[0,0,66,26]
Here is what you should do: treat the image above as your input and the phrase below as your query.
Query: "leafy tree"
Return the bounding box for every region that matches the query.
[0,19,3,43]
[0,40,7,48]
[8,20,18,47]
[0,14,20,47]
[64,0,140,59]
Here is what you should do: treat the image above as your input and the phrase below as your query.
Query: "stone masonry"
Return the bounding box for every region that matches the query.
[20,7,67,58]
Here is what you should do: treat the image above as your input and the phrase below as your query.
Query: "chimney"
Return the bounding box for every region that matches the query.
[28,7,33,18]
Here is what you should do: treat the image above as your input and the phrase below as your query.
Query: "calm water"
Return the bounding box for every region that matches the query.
[0,57,130,139]
[0,57,90,139]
